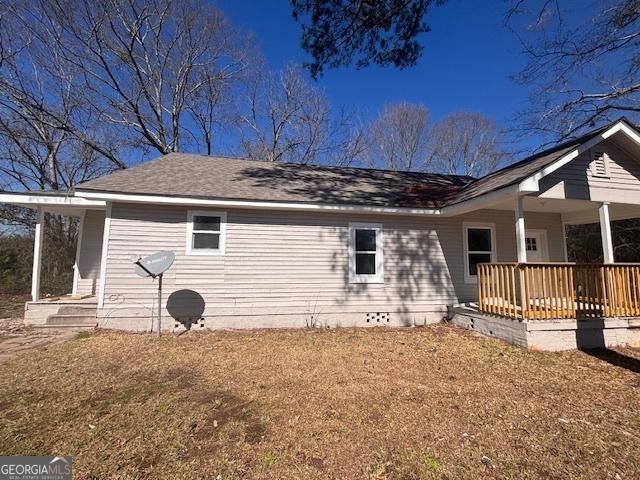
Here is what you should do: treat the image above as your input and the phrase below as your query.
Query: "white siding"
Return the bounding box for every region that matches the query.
[75,209,104,295]
[539,139,640,204]
[97,204,564,329]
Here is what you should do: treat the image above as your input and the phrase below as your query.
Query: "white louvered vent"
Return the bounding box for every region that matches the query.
[590,150,611,178]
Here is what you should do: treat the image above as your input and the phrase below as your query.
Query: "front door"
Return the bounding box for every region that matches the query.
[525,230,549,262]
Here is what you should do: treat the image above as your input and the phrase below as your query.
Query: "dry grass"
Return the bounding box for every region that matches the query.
[0,325,638,479]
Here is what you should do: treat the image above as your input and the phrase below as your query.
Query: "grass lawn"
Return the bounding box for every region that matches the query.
[0,325,638,479]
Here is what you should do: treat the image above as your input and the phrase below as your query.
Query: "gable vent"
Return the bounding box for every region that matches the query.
[590,150,611,178]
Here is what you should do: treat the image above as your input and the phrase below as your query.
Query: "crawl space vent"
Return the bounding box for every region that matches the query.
[174,317,206,330]
[366,312,390,324]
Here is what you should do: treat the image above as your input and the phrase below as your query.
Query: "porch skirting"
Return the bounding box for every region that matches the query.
[450,305,640,351]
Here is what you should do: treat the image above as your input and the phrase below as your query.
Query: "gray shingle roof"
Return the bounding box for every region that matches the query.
[74,118,632,210]
[75,154,474,209]
[446,120,619,206]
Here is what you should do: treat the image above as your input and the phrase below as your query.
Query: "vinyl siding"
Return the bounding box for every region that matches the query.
[75,209,104,295]
[97,203,564,327]
[539,139,640,203]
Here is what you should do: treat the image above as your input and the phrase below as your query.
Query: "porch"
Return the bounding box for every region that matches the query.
[477,262,640,320]
[452,189,640,349]
[0,192,107,329]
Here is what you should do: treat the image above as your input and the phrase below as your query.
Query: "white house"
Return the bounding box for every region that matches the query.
[2,118,640,350]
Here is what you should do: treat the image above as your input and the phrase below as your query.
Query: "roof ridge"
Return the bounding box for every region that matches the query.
[159,151,475,180]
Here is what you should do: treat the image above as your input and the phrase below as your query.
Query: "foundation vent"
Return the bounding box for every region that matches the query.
[366,312,390,324]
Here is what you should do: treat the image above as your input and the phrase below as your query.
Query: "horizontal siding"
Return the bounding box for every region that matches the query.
[540,139,640,202]
[99,204,564,321]
[76,209,104,296]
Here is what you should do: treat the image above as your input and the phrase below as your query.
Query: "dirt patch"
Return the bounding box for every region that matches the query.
[0,294,28,321]
[0,325,638,479]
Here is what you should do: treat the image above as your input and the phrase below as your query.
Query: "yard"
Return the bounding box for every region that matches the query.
[0,324,639,479]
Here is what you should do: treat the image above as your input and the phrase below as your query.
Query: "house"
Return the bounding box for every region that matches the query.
[2,118,640,350]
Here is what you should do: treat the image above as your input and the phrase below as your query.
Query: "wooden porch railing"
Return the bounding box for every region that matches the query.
[476,263,640,320]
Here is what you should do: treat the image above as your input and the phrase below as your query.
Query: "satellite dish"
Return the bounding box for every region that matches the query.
[132,251,175,337]
[134,251,175,278]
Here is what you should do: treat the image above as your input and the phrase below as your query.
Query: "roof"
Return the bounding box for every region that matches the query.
[74,154,475,209]
[446,118,624,206]
[66,117,640,210]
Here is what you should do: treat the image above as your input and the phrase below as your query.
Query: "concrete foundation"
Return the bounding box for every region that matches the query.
[450,305,640,351]
[96,310,446,332]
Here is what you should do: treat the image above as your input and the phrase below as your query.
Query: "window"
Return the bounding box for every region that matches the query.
[463,223,495,283]
[186,210,226,255]
[526,236,537,252]
[590,150,611,178]
[349,223,383,283]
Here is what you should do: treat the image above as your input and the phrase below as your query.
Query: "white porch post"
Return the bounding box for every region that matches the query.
[72,211,86,296]
[515,196,527,263]
[599,202,614,263]
[31,208,44,302]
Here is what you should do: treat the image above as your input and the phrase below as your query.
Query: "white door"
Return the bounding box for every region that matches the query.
[525,230,549,262]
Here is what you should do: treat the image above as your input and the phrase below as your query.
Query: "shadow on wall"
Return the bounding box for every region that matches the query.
[167,289,206,330]
[325,217,459,327]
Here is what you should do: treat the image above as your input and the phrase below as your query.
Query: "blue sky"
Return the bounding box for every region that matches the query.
[216,0,533,146]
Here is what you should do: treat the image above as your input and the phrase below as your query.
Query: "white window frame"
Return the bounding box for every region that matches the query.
[463,222,496,284]
[348,222,384,284]
[186,210,227,256]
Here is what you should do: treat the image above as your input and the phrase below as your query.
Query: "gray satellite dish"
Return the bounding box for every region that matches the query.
[133,251,175,337]
[134,251,175,277]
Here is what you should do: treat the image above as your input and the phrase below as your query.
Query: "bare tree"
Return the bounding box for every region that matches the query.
[506,0,640,140]
[0,0,254,294]
[428,112,510,177]
[367,102,431,171]
[240,64,365,165]
[0,0,251,158]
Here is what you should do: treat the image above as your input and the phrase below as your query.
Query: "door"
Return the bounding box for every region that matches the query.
[525,230,549,262]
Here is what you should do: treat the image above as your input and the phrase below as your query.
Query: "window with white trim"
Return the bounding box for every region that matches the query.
[186,210,226,255]
[463,224,495,282]
[349,223,384,283]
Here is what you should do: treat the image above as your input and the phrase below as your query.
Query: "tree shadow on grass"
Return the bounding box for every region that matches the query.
[580,348,640,374]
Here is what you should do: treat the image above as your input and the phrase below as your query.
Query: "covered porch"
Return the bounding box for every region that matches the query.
[477,194,640,320]
[451,195,640,350]
[0,192,106,328]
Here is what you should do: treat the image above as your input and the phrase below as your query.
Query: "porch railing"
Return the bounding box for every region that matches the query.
[476,263,640,320]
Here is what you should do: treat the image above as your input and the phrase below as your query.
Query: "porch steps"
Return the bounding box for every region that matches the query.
[33,305,97,332]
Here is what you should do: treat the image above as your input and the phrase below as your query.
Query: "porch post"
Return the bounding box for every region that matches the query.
[72,211,86,296]
[599,202,614,263]
[31,207,44,302]
[515,196,527,263]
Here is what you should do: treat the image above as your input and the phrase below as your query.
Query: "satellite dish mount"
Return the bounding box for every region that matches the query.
[133,251,175,337]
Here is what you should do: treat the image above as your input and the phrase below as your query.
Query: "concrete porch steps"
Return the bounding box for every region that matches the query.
[30,303,98,332]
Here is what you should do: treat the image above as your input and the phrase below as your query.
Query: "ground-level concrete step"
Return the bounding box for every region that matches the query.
[55,305,97,315]
[33,324,96,333]
[45,314,97,326]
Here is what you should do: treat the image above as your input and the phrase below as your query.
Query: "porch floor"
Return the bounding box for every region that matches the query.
[27,294,97,305]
